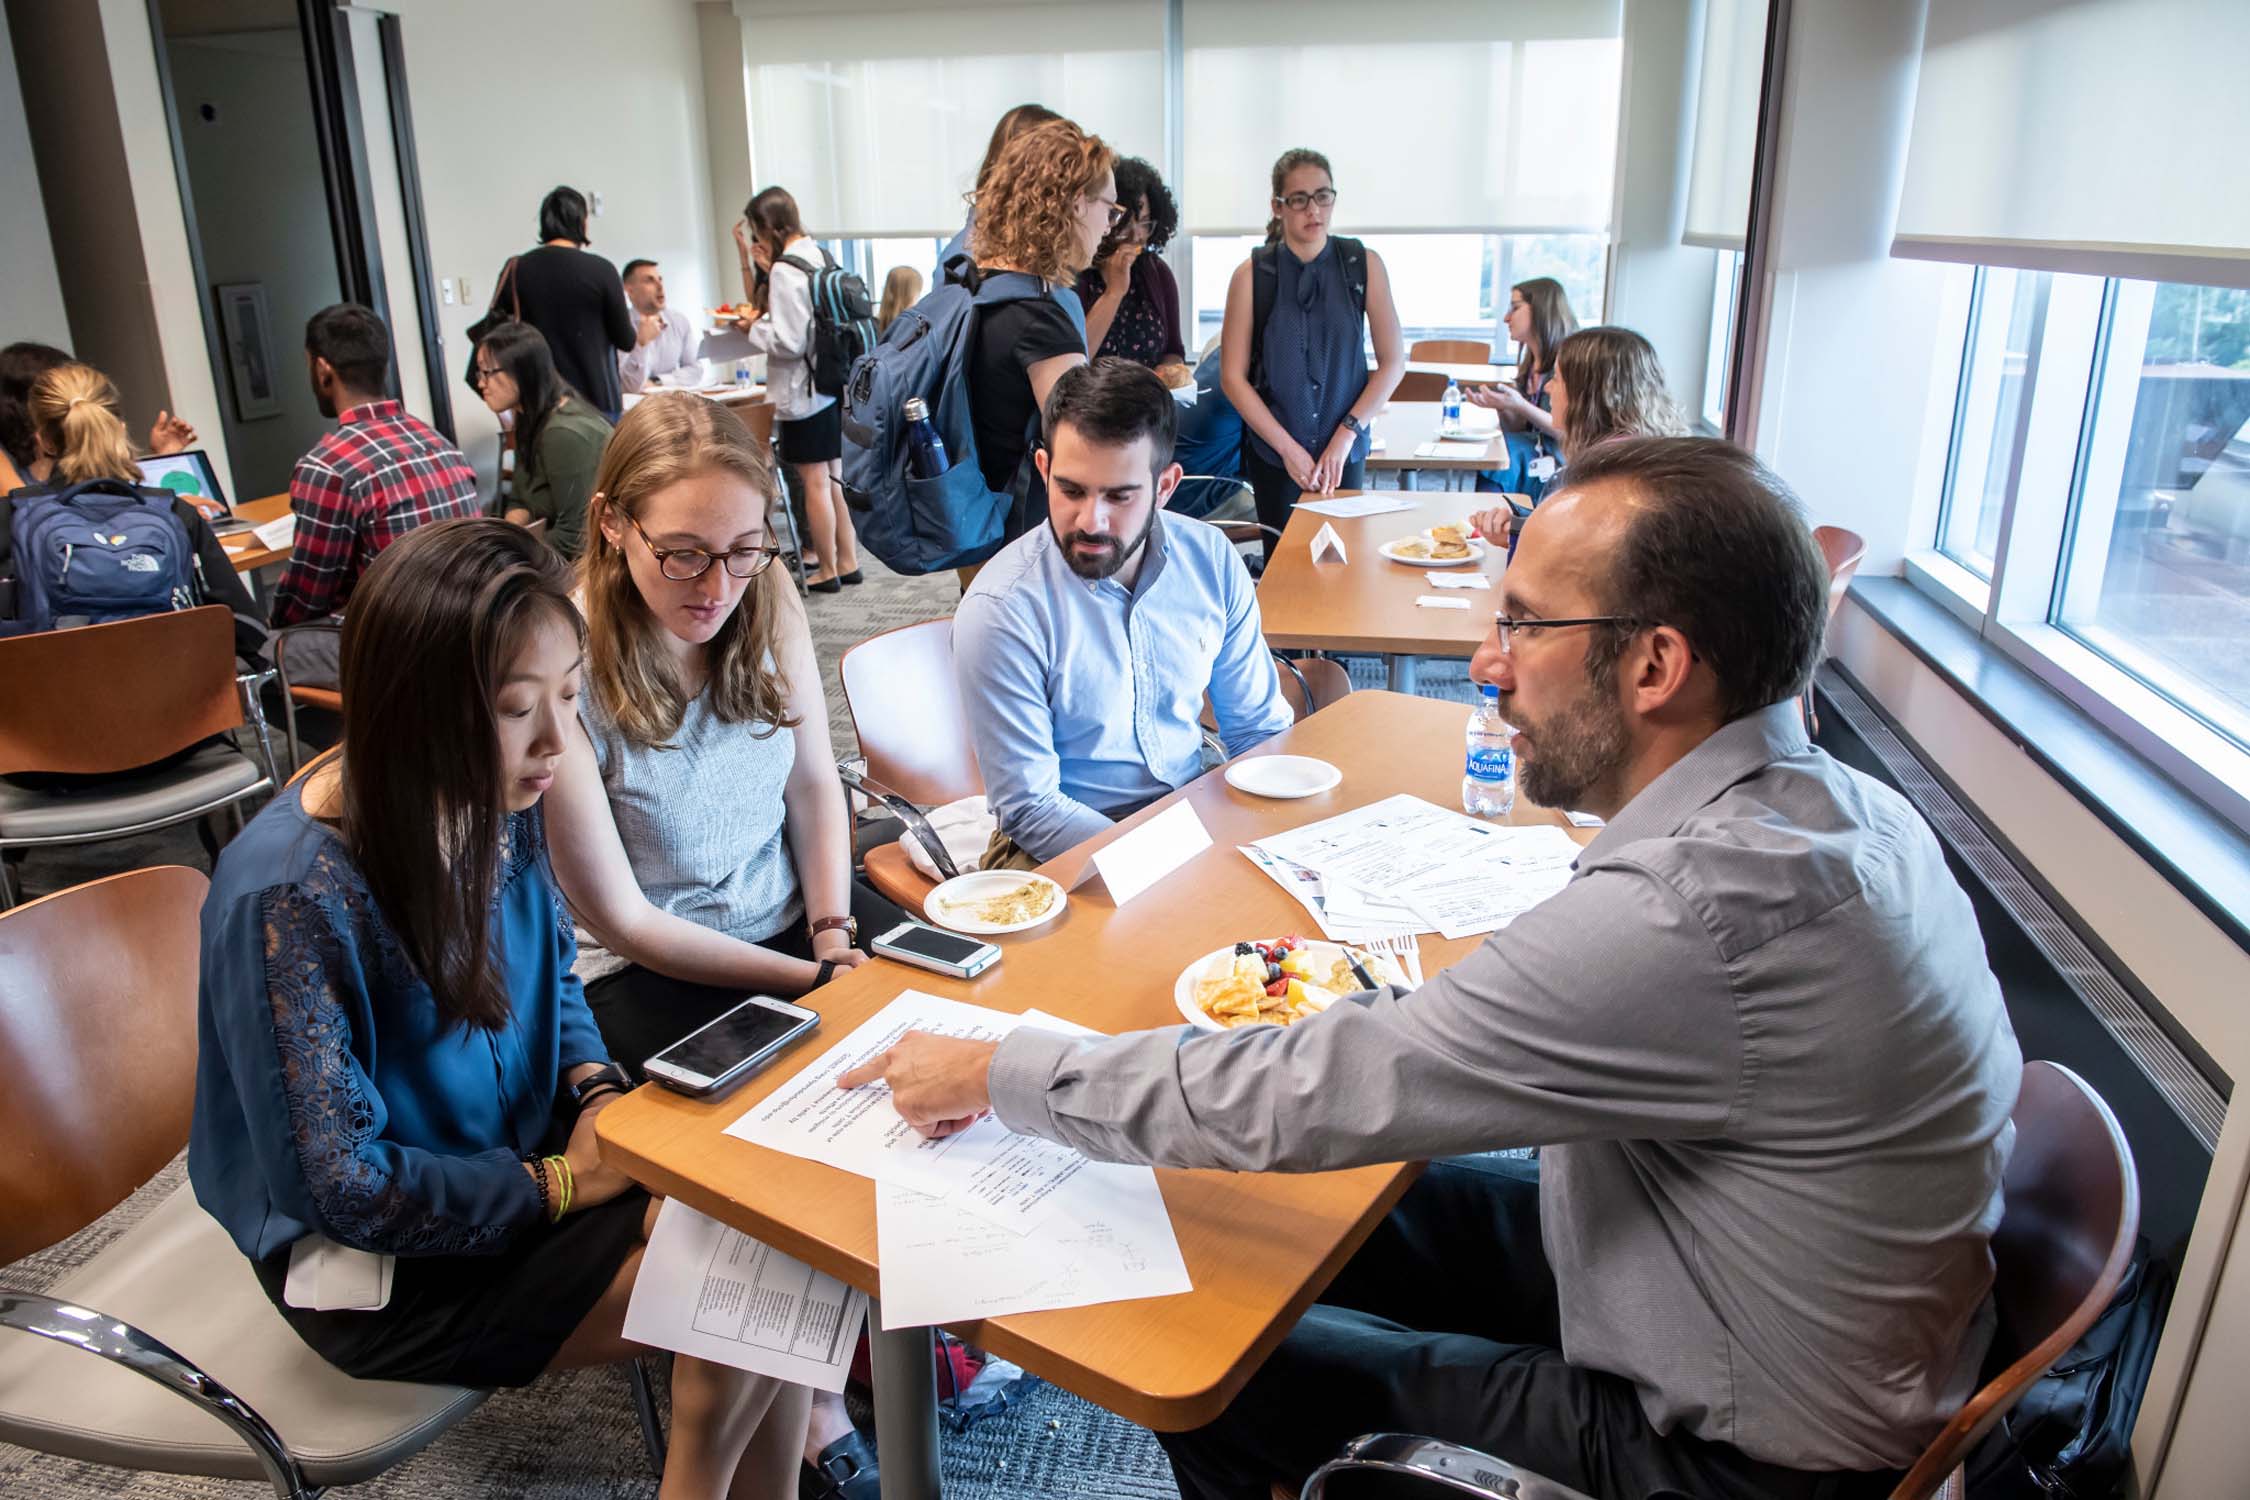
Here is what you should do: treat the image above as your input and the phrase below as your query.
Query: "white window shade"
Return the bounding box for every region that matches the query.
[1893,0,2250,290]
[1681,0,1765,251]
[739,1,1164,239]
[1182,0,1621,235]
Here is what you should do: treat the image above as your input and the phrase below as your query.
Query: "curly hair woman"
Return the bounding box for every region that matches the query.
[1074,156,1187,382]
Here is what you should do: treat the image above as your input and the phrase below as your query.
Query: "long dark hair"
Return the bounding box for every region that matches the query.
[478,321,575,485]
[1,341,70,472]
[1264,147,1332,247]
[337,518,581,1032]
[1512,277,1579,390]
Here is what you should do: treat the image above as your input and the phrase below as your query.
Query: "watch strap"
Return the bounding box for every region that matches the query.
[814,959,838,989]
[810,914,857,938]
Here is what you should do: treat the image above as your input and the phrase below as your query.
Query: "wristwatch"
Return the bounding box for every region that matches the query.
[567,1063,632,1110]
[810,914,858,944]
[1340,412,1368,438]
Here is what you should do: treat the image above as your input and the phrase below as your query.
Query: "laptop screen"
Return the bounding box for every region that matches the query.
[137,449,230,521]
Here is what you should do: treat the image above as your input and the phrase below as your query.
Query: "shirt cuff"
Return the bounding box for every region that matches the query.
[988,1026,1081,1141]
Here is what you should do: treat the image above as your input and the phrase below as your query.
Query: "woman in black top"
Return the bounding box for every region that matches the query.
[503,188,635,422]
[1074,157,1187,385]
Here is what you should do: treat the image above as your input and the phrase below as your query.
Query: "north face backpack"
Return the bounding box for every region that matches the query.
[778,248,880,398]
[0,478,204,635]
[840,261,1088,575]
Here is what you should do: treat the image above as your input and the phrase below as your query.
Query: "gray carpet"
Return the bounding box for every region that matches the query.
[2,522,1477,1495]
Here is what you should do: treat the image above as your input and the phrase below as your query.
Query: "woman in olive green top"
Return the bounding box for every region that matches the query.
[475,322,612,557]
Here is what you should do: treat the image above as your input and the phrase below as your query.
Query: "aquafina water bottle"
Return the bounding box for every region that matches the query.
[1441,375,1464,433]
[1462,684,1517,817]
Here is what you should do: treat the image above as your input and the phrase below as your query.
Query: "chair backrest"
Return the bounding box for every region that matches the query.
[0,865,208,1263]
[1888,1060,2140,1500]
[838,617,982,806]
[739,399,777,448]
[1393,371,1449,403]
[289,743,341,788]
[1279,656,1353,721]
[0,605,243,776]
[1813,524,1866,622]
[1409,339,1494,364]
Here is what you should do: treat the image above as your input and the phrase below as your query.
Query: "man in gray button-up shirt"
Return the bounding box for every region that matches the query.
[843,439,2022,1500]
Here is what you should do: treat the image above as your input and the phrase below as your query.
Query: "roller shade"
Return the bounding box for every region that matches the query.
[1681,0,1765,251]
[1181,0,1621,235]
[1892,0,2250,290]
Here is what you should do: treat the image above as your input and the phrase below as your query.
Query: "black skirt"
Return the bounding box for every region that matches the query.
[254,1189,649,1389]
[776,400,843,464]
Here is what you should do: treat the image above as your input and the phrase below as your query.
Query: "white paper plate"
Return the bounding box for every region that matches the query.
[1433,424,1500,442]
[923,870,1067,935]
[1224,755,1342,800]
[1172,940,1404,1031]
[1380,531,1489,568]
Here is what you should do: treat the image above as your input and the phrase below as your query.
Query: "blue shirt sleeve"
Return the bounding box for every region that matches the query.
[221,884,543,1256]
[954,592,1117,863]
[1204,542,1296,756]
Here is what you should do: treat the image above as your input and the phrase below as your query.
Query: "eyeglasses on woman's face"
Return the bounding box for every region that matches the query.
[1082,192,1125,231]
[1277,187,1338,213]
[473,362,502,388]
[621,508,779,582]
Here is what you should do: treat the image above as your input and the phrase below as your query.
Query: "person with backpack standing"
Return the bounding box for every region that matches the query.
[0,362,261,661]
[1219,148,1406,556]
[732,186,865,593]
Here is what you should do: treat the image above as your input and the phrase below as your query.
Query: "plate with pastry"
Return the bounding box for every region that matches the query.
[1379,523,1486,566]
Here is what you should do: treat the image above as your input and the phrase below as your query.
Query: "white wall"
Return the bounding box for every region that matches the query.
[0,4,69,350]
[379,0,722,488]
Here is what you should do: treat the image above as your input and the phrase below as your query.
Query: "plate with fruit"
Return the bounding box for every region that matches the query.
[1173,935,1408,1031]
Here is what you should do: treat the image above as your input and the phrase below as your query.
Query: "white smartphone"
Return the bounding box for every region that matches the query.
[643,994,821,1097]
[871,920,1001,979]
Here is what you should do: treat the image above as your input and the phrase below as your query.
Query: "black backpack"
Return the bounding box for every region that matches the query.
[1246,234,1369,393]
[778,248,879,397]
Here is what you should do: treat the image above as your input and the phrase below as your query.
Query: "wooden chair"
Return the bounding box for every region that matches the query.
[0,867,487,1497]
[0,606,279,908]
[1393,371,1451,402]
[837,618,982,916]
[1278,656,1353,720]
[1299,1061,2139,1500]
[1409,339,1496,365]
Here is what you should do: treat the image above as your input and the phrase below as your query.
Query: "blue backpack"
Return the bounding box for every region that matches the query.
[0,478,204,636]
[841,260,1087,575]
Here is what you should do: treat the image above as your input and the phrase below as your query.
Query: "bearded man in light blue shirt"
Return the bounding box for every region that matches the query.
[954,357,1294,868]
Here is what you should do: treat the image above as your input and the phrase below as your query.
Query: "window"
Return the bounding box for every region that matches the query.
[1701,250,1742,432]
[1185,232,1607,358]
[1936,268,2046,581]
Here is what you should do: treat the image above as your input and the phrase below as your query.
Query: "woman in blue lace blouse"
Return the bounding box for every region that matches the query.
[190,518,811,1497]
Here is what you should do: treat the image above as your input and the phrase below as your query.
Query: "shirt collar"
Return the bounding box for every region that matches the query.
[339,399,404,427]
[1578,700,1812,861]
[1045,512,1172,602]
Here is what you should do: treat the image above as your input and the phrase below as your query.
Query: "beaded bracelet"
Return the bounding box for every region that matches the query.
[526,1155,551,1221]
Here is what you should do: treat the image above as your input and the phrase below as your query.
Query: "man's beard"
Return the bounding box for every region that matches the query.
[1507,655,1629,810]
[1058,509,1156,580]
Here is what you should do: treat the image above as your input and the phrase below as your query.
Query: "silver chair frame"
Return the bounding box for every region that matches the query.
[836,761,961,881]
[1302,1434,1597,1500]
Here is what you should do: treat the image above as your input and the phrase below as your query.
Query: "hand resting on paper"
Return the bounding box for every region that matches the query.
[835,1031,998,1139]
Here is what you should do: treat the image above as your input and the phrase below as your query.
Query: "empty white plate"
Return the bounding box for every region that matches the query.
[1224,755,1342,799]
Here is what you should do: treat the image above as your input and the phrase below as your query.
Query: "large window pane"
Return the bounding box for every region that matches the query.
[1937,267,2045,579]
[2055,279,2250,751]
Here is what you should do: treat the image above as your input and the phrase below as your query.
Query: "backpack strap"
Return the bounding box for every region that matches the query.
[777,252,822,279]
[1333,236,1369,317]
[1247,243,1278,392]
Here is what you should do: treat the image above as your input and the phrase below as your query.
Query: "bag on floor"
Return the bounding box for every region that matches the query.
[840,262,1087,575]
[0,479,204,635]
[778,248,879,397]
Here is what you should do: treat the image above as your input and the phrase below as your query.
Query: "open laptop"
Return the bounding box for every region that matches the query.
[136,448,246,534]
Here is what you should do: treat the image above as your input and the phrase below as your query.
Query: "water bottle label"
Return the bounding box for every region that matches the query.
[1465,744,1513,782]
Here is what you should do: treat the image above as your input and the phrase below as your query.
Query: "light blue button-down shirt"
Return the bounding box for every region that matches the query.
[954,514,1293,863]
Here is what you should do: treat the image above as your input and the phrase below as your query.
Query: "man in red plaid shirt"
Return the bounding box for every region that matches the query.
[271,304,482,685]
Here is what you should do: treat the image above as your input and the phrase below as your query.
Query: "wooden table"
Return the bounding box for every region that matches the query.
[1403,358,1514,386]
[1257,493,1498,692]
[218,493,293,573]
[598,692,1584,1499]
[1367,401,1505,473]
[621,380,767,413]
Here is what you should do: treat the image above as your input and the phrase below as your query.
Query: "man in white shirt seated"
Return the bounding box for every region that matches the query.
[616,258,700,393]
[954,358,1295,870]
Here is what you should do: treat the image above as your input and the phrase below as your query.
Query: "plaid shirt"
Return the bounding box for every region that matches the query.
[271,400,483,627]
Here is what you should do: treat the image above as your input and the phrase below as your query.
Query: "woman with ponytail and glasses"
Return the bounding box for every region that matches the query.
[1219,148,1404,554]
[191,519,814,1498]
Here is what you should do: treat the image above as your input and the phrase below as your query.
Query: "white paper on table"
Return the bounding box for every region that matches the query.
[252,513,297,549]
[1415,440,1491,459]
[624,1201,865,1391]
[1426,572,1491,590]
[1315,814,1505,896]
[1564,810,1607,828]
[1237,844,1422,943]
[1415,595,1471,610]
[1253,794,1465,877]
[1392,826,1582,939]
[1308,521,1348,564]
[1319,877,1426,929]
[1294,494,1417,519]
[1090,799,1212,907]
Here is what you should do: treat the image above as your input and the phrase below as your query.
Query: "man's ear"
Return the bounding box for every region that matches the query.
[1034,446,1052,487]
[1153,460,1183,512]
[1628,623,1701,718]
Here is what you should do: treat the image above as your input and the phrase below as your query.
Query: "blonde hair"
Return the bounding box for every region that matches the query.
[1551,326,1689,462]
[877,265,923,331]
[28,364,138,485]
[577,394,801,748]
[969,119,1114,282]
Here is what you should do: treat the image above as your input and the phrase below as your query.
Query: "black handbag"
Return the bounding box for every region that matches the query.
[462,255,522,394]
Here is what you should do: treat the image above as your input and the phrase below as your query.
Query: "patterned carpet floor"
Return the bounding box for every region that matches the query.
[2,519,1476,1496]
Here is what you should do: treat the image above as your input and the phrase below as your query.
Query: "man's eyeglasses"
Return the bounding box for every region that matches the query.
[621,509,779,582]
[1278,188,1338,212]
[1490,614,1646,655]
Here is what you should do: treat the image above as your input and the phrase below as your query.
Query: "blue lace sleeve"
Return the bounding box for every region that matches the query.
[260,882,539,1255]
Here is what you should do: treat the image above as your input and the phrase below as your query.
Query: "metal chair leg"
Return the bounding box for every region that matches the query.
[627,1353,667,1479]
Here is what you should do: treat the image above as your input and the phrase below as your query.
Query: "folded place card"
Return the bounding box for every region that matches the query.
[1415,440,1492,459]
[1427,572,1490,590]
[1415,595,1472,610]
[1309,521,1348,564]
[1090,800,1214,907]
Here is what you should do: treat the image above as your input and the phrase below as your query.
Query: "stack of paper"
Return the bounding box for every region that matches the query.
[1243,793,1580,942]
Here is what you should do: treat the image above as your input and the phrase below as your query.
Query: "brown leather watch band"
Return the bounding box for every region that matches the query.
[810,914,857,939]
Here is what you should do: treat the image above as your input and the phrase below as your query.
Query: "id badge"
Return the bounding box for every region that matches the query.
[1528,453,1560,481]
